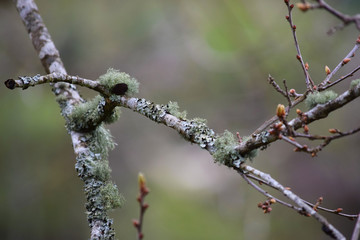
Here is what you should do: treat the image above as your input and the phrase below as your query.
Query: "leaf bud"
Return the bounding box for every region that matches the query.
[276,104,286,118]
[325,65,331,75]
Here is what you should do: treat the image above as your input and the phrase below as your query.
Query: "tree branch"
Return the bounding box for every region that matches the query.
[240,164,345,240]
[12,0,120,238]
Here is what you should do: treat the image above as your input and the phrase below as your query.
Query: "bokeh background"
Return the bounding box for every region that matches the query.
[1,0,360,239]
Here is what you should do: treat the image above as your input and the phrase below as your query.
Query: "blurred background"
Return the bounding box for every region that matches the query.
[1,0,360,239]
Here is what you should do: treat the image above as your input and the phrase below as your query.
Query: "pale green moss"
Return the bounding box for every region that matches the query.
[305,90,338,109]
[166,101,187,119]
[100,182,125,211]
[350,79,360,89]
[98,68,139,96]
[89,125,116,157]
[68,95,104,130]
[213,130,244,166]
[93,161,112,181]
[103,107,121,124]
[67,95,120,131]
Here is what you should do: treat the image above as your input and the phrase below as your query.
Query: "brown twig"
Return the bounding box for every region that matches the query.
[240,172,304,213]
[284,1,314,90]
[133,173,150,240]
[318,42,360,90]
[245,173,358,220]
[309,0,360,32]
[320,65,360,91]
[240,164,345,239]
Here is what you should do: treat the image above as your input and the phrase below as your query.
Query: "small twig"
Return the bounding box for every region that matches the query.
[284,1,314,90]
[246,173,358,220]
[320,65,360,91]
[5,73,109,95]
[240,164,345,239]
[268,75,288,98]
[282,80,292,107]
[318,43,360,90]
[133,173,150,240]
[280,134,305,150]
[240,172,304,213]
[303,199,358,220]
[310,0,360,31]
[351,214,360,240]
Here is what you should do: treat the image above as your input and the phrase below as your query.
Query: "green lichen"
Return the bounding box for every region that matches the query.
[98,68,139,97]
[103,107,121,124]
[305,90,338,109]
[93,161,112,182]
[213,130,244,166]
[88,125,116,157]
[67,95,120,131]
[350,79,360,89]
[68,95,103,130]
[166,101,187,119]
[100,182,125,211]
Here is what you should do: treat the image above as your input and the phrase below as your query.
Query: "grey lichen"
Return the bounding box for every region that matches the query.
[213,130,244,166]
[19,74,41,89]
[98,68,139,97]
[185,118,216,149]
[305,90,338,109]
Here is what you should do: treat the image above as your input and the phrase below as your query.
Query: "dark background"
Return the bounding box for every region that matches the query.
[1,0,360,239]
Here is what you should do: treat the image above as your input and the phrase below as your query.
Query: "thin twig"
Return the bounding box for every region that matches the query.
[284,1,314,90]
[311,0,360,31]
[133,173,150,240]
[318,43,360,89]
[246,173,358,220]
[240,172,303,213]
[320,65,360,91]
[240,164,345,239]
[282,80,292,107]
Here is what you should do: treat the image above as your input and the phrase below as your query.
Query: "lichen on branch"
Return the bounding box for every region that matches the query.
[98,68,139,97]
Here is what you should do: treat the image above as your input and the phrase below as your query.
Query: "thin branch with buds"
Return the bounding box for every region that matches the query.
[308,0,360,32]
[245,172,358,220]
[133,173,150,240]
[284,0,314,90]
[318,42,360,90]
[239,164,345,239]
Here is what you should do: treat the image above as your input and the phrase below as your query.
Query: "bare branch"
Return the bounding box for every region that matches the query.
[318,42,360,90]
[13,0,119,238]
[284,1,314,90]
[239,172,304,213]
[240,164,345,239]
[310,0,360,31]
